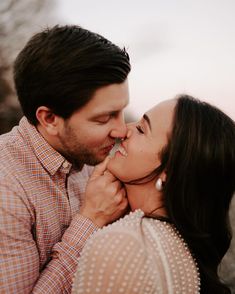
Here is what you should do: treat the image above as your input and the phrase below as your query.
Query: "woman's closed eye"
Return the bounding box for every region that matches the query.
[136,125,144,134]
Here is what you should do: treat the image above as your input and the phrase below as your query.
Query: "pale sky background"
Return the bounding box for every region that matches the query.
[57,0,235,120]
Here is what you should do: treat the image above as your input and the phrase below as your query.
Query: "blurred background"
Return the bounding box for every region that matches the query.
[0,0,235,134]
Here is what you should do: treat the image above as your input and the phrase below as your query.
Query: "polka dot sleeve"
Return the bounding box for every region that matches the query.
[72,229,154,294]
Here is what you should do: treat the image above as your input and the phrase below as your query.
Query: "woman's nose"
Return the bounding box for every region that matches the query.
[125,123,135,139]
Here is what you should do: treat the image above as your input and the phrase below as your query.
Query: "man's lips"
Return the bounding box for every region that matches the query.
[102,144,115,153]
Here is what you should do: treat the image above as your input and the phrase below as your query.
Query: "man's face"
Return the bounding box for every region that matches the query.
[57,80,129,168]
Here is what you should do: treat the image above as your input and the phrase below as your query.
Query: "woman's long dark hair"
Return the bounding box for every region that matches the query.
[159,95,235,293]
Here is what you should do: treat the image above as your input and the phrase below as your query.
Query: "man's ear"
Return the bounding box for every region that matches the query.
[36,106,61,136]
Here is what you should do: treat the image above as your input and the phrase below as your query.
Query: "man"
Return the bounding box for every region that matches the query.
[0,25,130,293]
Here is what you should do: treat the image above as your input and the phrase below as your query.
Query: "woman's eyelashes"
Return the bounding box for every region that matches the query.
[136,125,144,134]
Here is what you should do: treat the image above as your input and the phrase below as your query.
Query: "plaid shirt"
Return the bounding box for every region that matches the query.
[0,117,98,293]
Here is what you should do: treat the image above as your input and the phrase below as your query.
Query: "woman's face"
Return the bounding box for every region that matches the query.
[107,99,176,182]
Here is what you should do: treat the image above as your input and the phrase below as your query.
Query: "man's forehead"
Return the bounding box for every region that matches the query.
[77,80,129,115]
[93,100,128,114]
[87,96,129,114]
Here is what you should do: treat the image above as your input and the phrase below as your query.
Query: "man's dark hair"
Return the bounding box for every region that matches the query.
[13,25,131,125]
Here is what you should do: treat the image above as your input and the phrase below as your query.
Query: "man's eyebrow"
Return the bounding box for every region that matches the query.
[143,114,151,130]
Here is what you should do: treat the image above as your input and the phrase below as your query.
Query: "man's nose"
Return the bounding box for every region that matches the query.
[110,116,127,139]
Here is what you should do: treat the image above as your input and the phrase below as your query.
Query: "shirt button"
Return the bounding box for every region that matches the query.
[62,161,69,168]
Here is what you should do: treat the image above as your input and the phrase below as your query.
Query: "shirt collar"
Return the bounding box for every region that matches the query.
[18,117,72,175]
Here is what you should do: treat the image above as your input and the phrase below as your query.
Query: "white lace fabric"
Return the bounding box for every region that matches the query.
[72,210,200,294]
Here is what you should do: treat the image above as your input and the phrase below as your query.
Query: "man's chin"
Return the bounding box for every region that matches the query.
[73,149,110,167]
[85,155,106,166]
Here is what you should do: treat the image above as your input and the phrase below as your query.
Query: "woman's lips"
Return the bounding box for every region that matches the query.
[112,142,128,157]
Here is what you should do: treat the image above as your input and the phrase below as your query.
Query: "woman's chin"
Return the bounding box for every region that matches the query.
[107,168,127,182]
[107,161,123,179]
[107,160,138,183]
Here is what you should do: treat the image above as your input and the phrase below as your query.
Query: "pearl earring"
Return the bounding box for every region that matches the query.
[155,178,163,191]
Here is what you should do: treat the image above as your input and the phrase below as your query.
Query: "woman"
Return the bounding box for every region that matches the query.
[72,95,235,294]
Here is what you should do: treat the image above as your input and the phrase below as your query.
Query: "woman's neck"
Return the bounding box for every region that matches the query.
[124,181,167,218]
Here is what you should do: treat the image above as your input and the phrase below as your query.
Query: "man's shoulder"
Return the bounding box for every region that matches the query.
[0,122,37,180]
[0,124,20,145]
[0,125,24,161]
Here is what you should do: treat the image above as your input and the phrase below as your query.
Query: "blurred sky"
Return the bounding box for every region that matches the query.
[57,0,235,120]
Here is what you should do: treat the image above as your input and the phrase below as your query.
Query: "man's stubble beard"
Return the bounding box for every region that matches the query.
[57,128,102,169]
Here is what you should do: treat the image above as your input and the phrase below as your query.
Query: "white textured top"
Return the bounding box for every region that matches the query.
[72,210,200,294]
